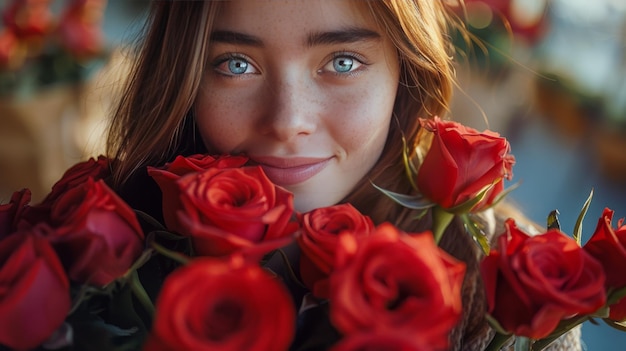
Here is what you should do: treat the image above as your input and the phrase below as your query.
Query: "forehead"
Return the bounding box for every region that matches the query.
[213,0,381,44]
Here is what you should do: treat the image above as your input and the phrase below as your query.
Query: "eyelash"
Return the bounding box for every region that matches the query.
[320,51,369,77]
[211,53,258,78]
[210,51,370,78]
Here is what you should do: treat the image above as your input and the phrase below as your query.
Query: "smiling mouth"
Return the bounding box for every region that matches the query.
[249,156,333,186]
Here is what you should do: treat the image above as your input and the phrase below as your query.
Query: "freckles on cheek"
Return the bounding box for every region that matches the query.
[329,110,389,168]
[334,92,392,148]
[196,94,247,153]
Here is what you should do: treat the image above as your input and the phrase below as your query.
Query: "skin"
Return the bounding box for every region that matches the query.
[195,0,400,212]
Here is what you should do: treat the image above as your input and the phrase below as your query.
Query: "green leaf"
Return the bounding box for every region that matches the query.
[290,301,341,351]
[71,319,143,351]
[484,181,521,210]
[461,214,491,255]
[445,179,519,215]
[607,285,626,306]
[573,189,594,246]
[371,182,435,210]
[69,282,121,315]
[134,210,168,231]
[274,247,308,290]
[485,313,510,335]
[129,270,155,318]
[592,306,610,319]
[484,332,514,351]
[446,182,496,214]
[401,134,418,190]
[68,282,149,351]
[411,208,430,221]
[531,315,589,350]
[547,210,561,231]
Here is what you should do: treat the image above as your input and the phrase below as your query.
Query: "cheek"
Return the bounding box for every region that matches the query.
[194,85,258,153]
[327,82,396,156]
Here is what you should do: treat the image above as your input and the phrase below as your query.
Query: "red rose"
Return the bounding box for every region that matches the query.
[481,219,606,339]
[46,178,144,286]
[608,300,626,322]
[0,30,24,69]
[329,223,465,351]
[296,203,374,298]
[152,154,248,175]
[0,188,31,239]
[0,229,70,350]
[330,332,433,351]
[144,256,296,351]
[57,0,107,59]
[173,166,297,258]
[583,208,626,320]
[2,157,112,235]
[41,155,111,206]
[57,17,103,59]
[2,0,54,38]
[148,154,248,231]
[416,117,515,211]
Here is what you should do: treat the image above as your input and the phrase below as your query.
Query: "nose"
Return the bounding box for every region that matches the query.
[259,75,318,141]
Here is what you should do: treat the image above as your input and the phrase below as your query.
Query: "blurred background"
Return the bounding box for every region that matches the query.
[0,0,625,349]
[0,0,147,201]
[451,1,626,349]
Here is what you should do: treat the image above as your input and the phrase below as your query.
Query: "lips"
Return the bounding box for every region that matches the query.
[249,156,332,186]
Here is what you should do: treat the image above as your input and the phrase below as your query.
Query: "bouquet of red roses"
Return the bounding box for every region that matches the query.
[1,116,625,351]
[0,153,465,351]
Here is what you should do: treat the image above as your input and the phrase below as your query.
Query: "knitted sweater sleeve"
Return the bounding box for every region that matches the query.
[500,327,582,351]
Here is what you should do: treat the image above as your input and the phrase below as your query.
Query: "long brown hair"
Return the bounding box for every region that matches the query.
[344,1,459,227]
[107,1,220,186]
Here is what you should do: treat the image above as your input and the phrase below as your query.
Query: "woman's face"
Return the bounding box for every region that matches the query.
[195,0,400,212]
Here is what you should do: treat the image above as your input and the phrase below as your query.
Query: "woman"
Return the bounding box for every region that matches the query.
[106,1,580,350]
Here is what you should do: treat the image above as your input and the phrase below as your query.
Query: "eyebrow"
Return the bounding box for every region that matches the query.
[306,27,381,47]
[211,30,264,46]
[210,27,381,48]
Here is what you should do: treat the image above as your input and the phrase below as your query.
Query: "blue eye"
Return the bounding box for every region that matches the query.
[333,57,354,72]
[228,57,249,75]
[213,54,258,76]
[321,54,364,75]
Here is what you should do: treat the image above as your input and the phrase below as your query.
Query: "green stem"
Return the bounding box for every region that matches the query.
[129,270,155,318]
[150,240,191,265]
[484,332,513,351]
[275,248,308,290]
[431,206,455,244]
[531,316,588,350]
[134,210,168,231]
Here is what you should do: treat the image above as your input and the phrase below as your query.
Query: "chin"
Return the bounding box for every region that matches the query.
[286,175,354,213]
[291,190,345,213]
[293,197,324,214]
